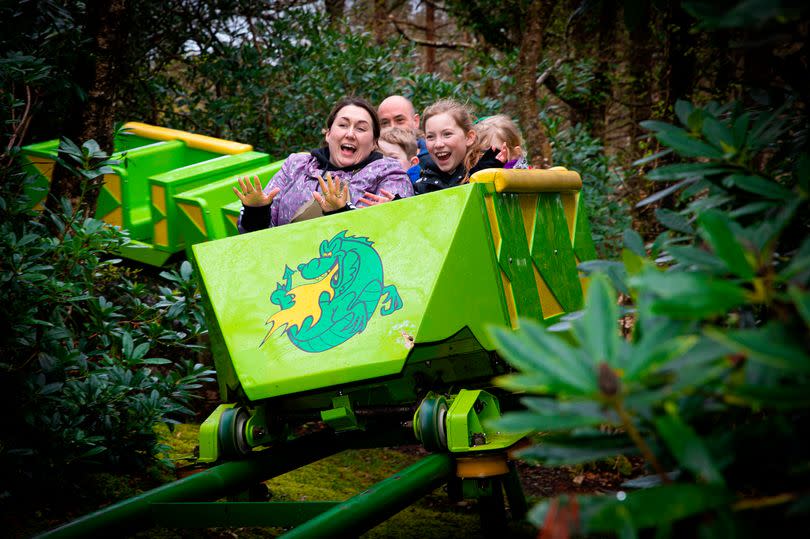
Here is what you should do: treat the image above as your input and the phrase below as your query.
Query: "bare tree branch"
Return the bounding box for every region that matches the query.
[536,56,566,85]
[389,15,476,49]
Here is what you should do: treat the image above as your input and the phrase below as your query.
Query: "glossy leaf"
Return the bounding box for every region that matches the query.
[625,335,698,380]
[636,178,698,208]
[576,484,734,533]
[654,411,725,485]
[706,324,810,373]
[623,229,645,257]
[697,210,755,278]
[666,245,728,273]
[653,128,725,159]
[490,322,597,395]
[788,286,810,328]
[726,384,810,410]
[573,274,621,368]
[517,441,637,466]
[723,173,793,200]
[630,269,748,319]
[490,409,607,433]
[655,208,694,234]
[645,162,729,181]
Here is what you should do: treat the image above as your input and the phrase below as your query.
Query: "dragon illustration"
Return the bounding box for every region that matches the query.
[261,230,403,352]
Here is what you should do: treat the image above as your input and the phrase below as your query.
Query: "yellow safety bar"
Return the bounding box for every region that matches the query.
[121,122,253,154]
[470,166,582,193]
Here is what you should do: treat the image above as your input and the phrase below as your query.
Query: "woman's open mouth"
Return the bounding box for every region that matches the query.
[339,144,357,158]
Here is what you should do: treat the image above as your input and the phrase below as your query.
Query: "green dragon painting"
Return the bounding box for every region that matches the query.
[261,230,403,352]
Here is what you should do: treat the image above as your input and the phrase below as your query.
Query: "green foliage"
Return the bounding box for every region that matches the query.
[125,9,414,157]
[0,1,90,142]
[491,93,810,535]
[0,148,214,497]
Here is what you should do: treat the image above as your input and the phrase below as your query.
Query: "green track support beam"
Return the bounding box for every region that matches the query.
[280,453,454,538]
[149,501,339,528]
[34,431,346,539]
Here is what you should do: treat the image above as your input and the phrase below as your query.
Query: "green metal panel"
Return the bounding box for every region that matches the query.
[221,200,242,237]
[149,152,271,253]
[416,185,509,348]
[492,192,544,320]
[175,159,285,255]
[100,140,189,238]
[18,139,60,208]
[445,389,527,453]
[531,193,583,312]
[573,191,598,262]
[192,183,509,401]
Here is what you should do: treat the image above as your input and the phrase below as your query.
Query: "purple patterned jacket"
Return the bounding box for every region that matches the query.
[239,148,413,231]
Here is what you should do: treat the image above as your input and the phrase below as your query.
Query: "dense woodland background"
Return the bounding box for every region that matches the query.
[1,1,809,537]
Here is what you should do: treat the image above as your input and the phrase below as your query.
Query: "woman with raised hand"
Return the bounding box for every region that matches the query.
[234,96,413,231]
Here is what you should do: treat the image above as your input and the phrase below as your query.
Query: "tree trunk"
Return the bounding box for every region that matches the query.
[325,0,344,26]
[373,0,388,44]
[515,0,556,168]
[626,1,654,151]
[424,1,436,73]
[592,0,618,141]
[44,0,128,221]
[666,2,697,107]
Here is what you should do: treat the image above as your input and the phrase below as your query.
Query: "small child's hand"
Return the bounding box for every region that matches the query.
[358,189,395,207]
[493,142,509,164]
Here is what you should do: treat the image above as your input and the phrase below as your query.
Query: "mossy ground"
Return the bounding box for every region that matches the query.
[11,424,533,538]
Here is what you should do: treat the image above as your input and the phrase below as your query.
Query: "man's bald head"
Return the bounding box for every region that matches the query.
[378,95,420,131]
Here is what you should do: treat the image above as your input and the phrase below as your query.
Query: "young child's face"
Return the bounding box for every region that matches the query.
[378,140,413,171]
[425,113,475,172]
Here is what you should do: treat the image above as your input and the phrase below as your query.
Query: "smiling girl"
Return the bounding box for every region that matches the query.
[413,100,505,195]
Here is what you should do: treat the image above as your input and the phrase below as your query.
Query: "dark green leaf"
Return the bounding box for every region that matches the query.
[573,274,621,368]
[666,246,727,273]
[724,173,793,200]
[701,116,735,155]
[726,384,810,410]
[674,100,694,127]
[788,286,810,328]
[623,230,645,257]
[578,484,734,533]
[706,324,810,373]
[655,209,694,234]
[636,178,698,208]
[654,412,725,485]
[646,163,729,181]
[630,269,748,319]
[697,210,754,279]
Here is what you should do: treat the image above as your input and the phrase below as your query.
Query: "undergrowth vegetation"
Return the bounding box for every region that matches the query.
[0,142,214,501]
[491,95,810,536]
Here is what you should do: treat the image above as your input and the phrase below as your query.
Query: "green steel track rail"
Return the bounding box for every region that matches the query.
[35,427,445,538]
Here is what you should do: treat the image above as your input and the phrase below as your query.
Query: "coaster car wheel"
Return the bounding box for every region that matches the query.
[218,406,251,459]
[415,394,448,452]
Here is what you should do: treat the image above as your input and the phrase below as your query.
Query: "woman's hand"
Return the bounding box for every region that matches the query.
[233,175,280,207]
[358,189,395,207]
[313,172,349,212]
